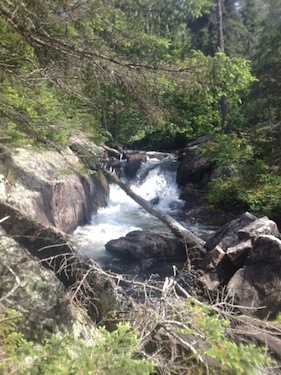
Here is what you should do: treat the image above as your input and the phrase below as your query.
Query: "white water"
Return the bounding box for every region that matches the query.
[71,152,215,271]
[72,153,187,261]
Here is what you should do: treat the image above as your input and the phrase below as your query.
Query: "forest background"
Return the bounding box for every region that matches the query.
[0,0,280,217]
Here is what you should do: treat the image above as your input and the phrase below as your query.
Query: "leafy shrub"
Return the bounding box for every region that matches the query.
[244,173,281,214]
[200,133,255,170]
[0,311,155,375]
[190,304,274,374]
[207,176,249,212]
[208,172,281,215]
[201,134,281,215]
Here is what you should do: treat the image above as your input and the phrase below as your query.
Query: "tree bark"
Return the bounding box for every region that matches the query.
[216,0,224,53]
[103,170,206,250]
[216,0,229,131]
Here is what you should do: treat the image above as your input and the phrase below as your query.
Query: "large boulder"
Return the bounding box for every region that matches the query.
[0,226,72,340]
[69,134,105,163]
[204,212,258,252]
[105,230,186,260]
[0,145,109,233]
[200,214,280,275]
[199,212,258,285]
[227,217,280,265]
[198,213,281,318]
[0,202,132,323]
[227,235,281,319]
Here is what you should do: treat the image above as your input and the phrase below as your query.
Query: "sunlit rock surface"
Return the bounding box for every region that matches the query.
[0,227,72,340]
[0,144,109,232]
[199,213,281,319]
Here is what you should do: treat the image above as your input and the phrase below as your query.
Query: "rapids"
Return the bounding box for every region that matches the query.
[71,152,214,275]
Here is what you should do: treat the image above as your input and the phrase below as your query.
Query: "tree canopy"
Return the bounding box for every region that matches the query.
[0,0,280,215]
[0,0,259,147]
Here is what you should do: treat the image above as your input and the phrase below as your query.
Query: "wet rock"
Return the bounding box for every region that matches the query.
[179,185,203,210]
[177,136,215,186]
[105,230,186,260]
[124,153,147,178]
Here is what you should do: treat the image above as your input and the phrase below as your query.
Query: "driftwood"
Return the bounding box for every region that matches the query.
[102,144,122,158]
[103,170,206,251]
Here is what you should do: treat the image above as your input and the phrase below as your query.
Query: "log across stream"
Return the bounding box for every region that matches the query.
[71,152,216,276]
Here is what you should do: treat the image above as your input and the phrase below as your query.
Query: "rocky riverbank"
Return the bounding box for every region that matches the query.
[1,137,281,373]
[0,137,131,339]
[0,137,109,232]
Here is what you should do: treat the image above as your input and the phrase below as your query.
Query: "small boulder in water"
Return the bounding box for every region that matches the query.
[177,135,215,186]
[105,230,186,260]
[124,153,147,178]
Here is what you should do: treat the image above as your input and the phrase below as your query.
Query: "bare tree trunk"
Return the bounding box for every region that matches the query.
[216,0,224,53]
[103,170,206,250]
[216,0,229,131]
[220,95,229,131]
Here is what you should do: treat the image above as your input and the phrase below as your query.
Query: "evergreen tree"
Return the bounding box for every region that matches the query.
[240,0,260,56]
[187,8,217,56]
[223,0,248,56]
[251,0,281,125]
[188,0,254,57]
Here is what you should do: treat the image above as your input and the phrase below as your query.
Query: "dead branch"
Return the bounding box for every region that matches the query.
[102,144,122,158]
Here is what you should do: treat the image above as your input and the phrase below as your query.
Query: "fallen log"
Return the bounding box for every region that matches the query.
[103,170,206,251]
[102,144,122,159]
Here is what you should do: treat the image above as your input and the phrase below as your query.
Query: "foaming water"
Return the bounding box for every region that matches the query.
[70,153,215,274]
[71,153,213,267]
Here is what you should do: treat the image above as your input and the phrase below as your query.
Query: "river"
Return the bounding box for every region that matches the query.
[71,151,216,277]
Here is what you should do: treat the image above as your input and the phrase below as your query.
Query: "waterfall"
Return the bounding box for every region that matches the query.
[71,152,213,273]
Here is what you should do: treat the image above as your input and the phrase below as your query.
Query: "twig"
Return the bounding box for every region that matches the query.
[0,216,10,224]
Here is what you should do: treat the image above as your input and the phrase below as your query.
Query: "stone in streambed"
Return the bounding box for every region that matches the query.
[123,153,147,178]
[105,230,186,260]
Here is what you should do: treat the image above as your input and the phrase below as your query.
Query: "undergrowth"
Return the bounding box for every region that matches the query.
[0,279,278,374]
[127,278,276,374]
[0,311,154,375]
[199,133,281,216]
